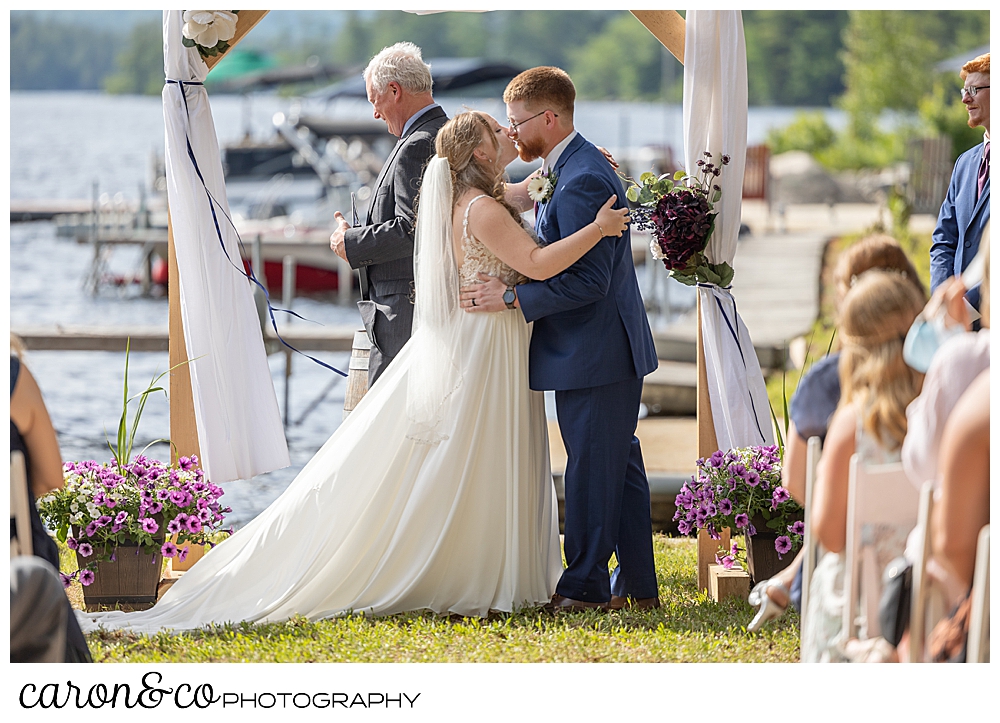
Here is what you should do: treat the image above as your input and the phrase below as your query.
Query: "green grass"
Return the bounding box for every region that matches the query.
[65,536,801,663]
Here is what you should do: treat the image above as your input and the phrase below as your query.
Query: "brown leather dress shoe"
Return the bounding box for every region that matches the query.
[543,594,609,613]
[608,595,661,611]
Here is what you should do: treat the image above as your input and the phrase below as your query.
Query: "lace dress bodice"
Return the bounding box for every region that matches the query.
[458,195,531,288]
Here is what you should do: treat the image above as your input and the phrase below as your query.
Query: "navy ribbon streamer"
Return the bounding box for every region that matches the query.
[697,283,767,444]
[167,79,347,377]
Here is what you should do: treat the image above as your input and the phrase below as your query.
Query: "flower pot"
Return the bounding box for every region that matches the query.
[169,536,207,572]
[744,512,802,585]
[77,544,164,612]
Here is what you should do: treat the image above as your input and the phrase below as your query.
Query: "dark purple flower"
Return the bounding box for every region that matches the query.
[161,541,178,558]
[84,522,99,537]
[718,498,733,515]
[79,543,94,560]
[198,508,213,523]
[66,537,79,550]
[97,515,112,527]
[167,518,182,534]
[771,487,790,509]
[104,498,118,509]
[148,501,163,515]
[790,520,805,536]
[735,513,749,529]
[141,517,159,534]
[178,456,195,471]
[185,516,203,534]
[719,555,735,570]
[78,569,95,586]
[141,489,154,501]
[705,502,718,517]
[678,519,692,535]
[156,489,171,501]
[178,546,190,562]
[746,471,760,487]
[110,523,122,533]
[648,188,715,271]
[709,450,725,468]
[60,573,74,589]
[115,511,128,524]
[748,523,757,536]
[775,535,793,556]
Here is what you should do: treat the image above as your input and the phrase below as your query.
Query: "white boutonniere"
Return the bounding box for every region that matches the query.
[182,10,240,59]
[527,169,558,204]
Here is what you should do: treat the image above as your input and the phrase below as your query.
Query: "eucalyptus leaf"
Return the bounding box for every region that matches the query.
[713,189,722,203]
[182,37,196,48]
[640,171,655,184]
[626,186,640,203]
[638,185,654,204]
[674,170,686,181]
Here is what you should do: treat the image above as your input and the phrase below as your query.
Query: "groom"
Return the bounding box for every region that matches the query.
[465,67,660,611]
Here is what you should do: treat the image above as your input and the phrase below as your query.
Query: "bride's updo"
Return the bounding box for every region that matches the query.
[434,111,521,223]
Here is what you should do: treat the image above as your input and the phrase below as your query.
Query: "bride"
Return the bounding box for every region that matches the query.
[79,111,628,633]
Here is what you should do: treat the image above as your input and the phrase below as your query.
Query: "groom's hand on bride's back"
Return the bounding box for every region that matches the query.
[460,274,509,313]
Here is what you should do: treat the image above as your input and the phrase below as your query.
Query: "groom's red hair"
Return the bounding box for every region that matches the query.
[503,66,576,120]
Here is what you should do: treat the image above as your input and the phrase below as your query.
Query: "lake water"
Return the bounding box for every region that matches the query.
[9,90,840,527]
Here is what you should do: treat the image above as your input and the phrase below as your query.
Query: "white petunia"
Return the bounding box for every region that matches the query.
[71,503,79,513]
[527,176,553,203]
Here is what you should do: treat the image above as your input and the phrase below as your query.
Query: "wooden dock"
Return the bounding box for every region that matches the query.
[11,324,359,353]
[11,199,97,222]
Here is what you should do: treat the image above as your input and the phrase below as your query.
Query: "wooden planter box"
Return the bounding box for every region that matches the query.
[745,512,803,585]
[77,543,164,612]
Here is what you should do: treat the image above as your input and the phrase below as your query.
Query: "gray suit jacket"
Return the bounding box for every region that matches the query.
[344,106,448,383]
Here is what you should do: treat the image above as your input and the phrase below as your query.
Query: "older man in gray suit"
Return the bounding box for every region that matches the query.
[330,42,448,385]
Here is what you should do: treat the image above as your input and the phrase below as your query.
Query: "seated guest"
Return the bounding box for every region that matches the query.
[10,556,69,663]
[10,335,92,662]
[800,270,924,662]
[749,235,925,631]
[902,235,989,493]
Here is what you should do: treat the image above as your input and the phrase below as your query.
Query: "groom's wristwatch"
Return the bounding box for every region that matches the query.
[503,285,517,309]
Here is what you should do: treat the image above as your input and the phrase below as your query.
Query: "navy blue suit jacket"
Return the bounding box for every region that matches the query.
[517,134,658,391]
[931,140,990,306]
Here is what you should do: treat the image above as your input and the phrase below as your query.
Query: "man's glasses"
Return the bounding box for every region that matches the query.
[507,110,557,135]
[961,85,990,99]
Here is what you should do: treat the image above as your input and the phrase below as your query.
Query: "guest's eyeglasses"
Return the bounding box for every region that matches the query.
[507,110,557,135]
[961,85,990,99]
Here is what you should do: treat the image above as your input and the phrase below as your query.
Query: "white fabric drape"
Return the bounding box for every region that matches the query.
[683,10,773,450]
[162,10,289,482]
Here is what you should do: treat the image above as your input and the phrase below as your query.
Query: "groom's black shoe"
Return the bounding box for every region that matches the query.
[543,594,610,613]
[608,595,661,611]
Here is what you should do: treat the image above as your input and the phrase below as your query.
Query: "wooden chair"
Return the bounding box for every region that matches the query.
[10,450,33,558]
[967,525,990,663]
[842,456,919,642]
[799,435,822,651]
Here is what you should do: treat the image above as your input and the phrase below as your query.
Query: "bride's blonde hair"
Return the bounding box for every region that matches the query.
[433,111,521,223]
[838,269,924,450]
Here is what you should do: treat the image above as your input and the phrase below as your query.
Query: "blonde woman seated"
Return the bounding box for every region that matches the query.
[748,235,925,631]
[801,270,925,662]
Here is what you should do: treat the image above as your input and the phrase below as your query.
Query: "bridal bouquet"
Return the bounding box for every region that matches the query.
[623,152,734,287]
[673,446,804,569]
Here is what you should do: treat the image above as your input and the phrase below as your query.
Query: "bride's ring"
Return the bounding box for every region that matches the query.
[471,298,477,307]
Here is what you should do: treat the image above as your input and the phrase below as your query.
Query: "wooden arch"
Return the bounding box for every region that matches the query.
[168,9,714,470]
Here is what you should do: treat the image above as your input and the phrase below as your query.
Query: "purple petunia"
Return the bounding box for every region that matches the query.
[167,518,182,534]
[705,502,718,517]
[678,519,692,535]
[78,569,95,586]
[185,517,203,534]
[775,535,793,556]
[746,470,760,487]
[719,555,735,570]
[148,501,163,515]
[735,513,749,529]
[161,541,178,558]
[178,546,190,562]
[66,537,79,550]
[85,522,99,537]
[115,511,129,524]
[97,515,112,527]
[141,517,159,534]
[78,542,94,557]
[772,487,790,509]
[790,520,805,536]
[156,489,171,500]
[60,572,74,589]
[718,498,733,515]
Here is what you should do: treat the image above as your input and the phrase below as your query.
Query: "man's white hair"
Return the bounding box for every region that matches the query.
[363,42,433,94]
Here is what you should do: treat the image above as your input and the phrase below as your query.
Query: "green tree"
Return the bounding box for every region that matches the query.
[569,13,666,101]
[11,12,119,90]
[743,10,848,106]
[104,20,164,95]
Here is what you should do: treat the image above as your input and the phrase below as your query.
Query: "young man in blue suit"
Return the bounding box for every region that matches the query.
[931,52,989,309]
[462,67,660,612]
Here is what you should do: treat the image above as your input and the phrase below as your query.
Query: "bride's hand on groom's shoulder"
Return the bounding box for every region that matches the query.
[597,146,619,169]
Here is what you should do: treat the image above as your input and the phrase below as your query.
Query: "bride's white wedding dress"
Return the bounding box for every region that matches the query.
[78,162,562,634]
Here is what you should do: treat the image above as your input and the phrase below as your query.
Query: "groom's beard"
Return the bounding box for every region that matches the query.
[516,136,547,163]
